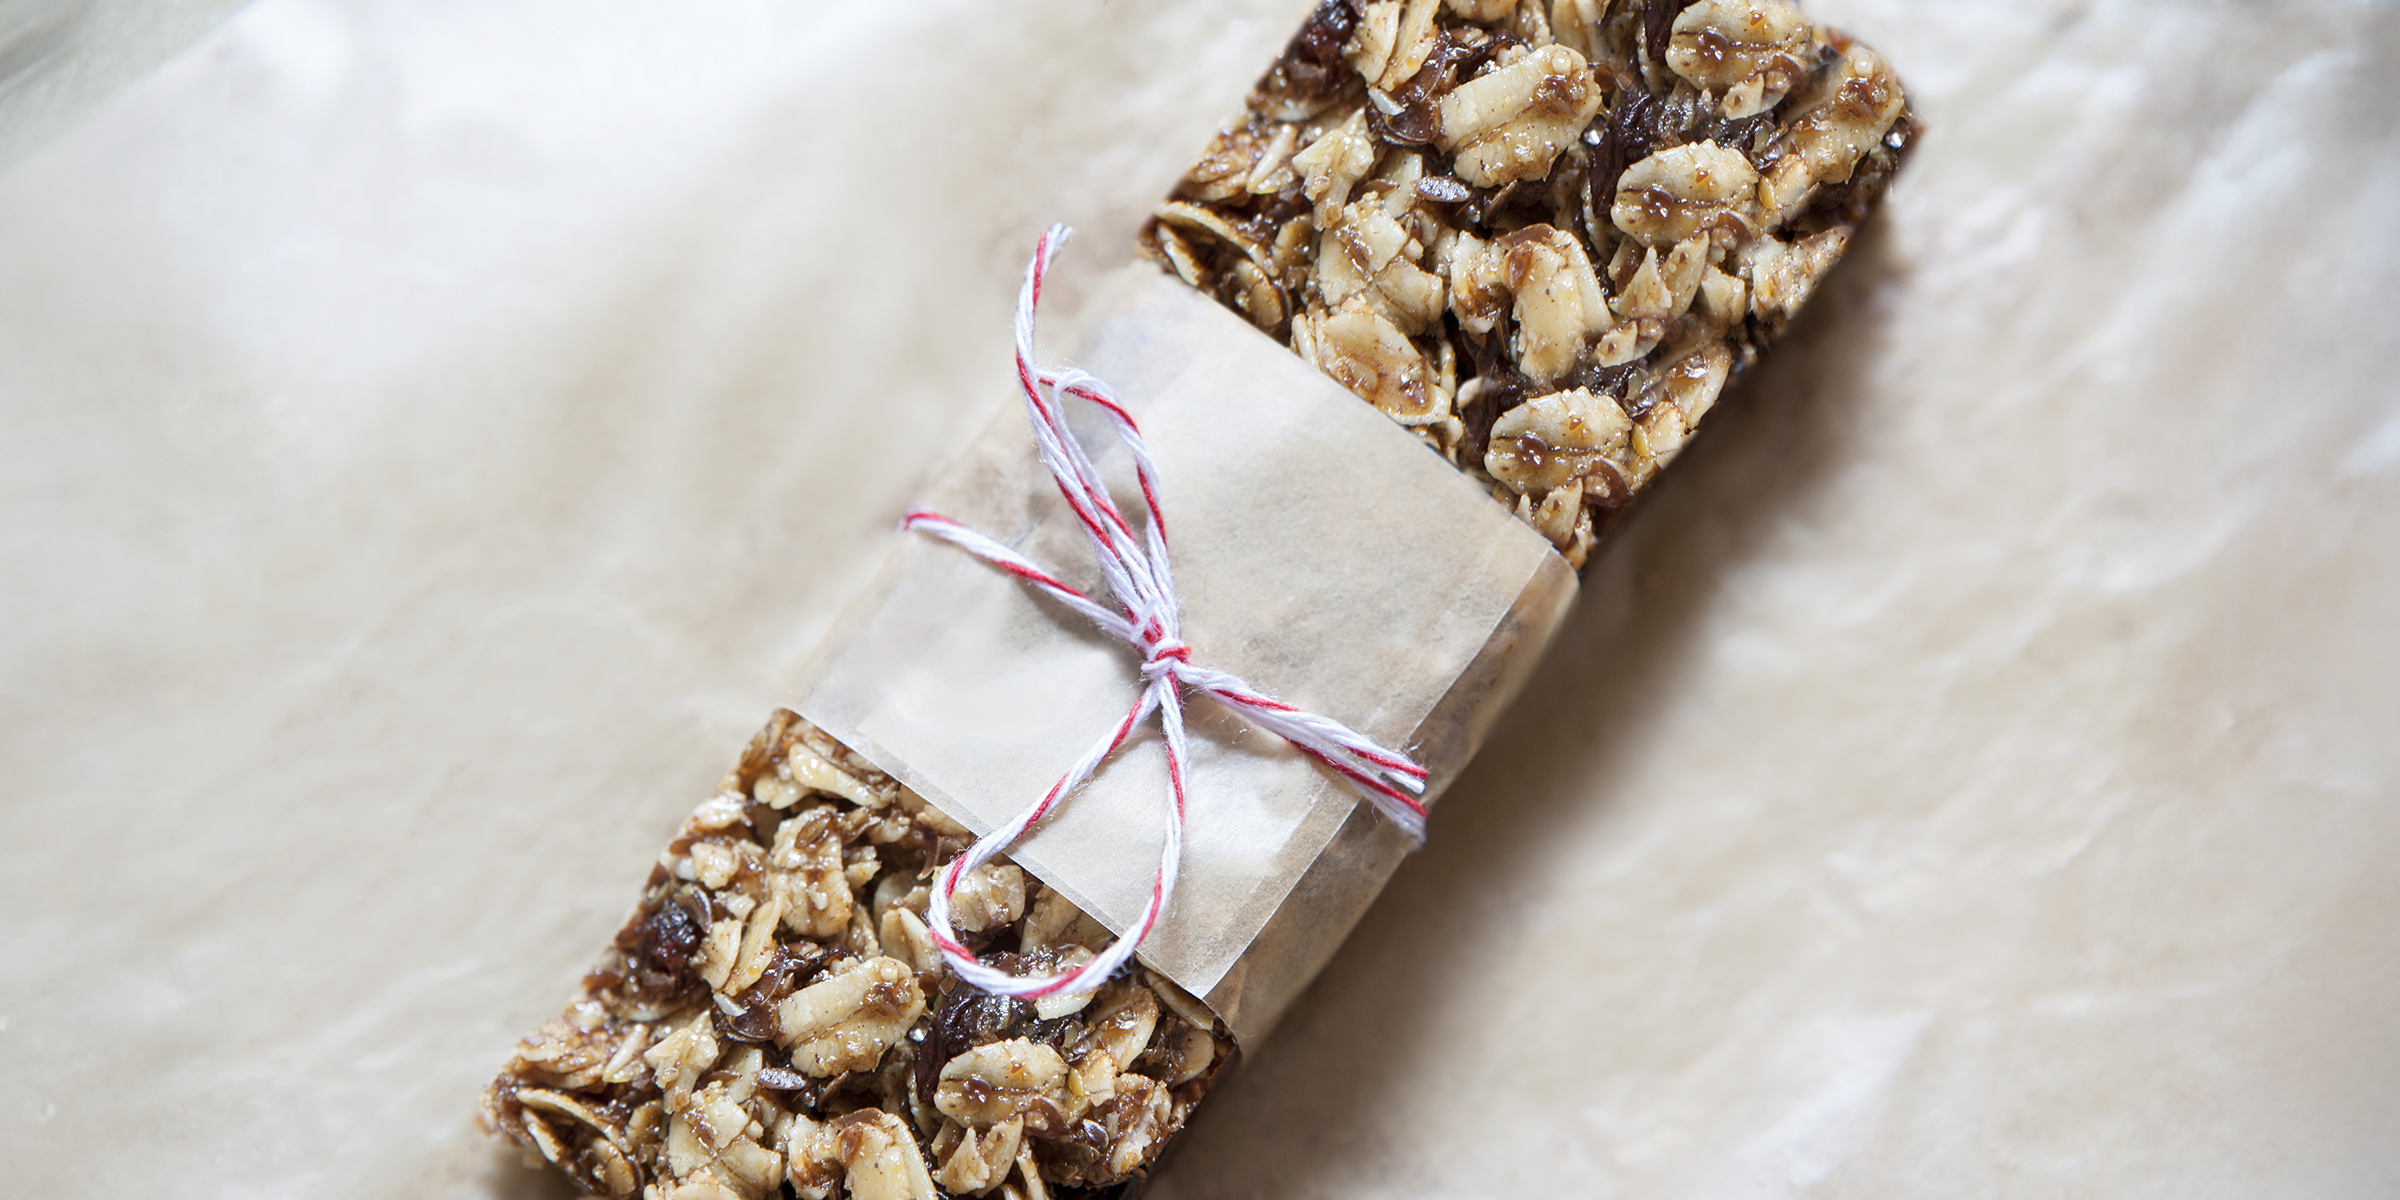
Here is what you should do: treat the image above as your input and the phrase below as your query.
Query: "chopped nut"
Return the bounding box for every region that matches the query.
[1696,263,1749,326]
[1316,201,1446,333]
[937,1117,1026,1196]
[770,807,852,939]
[1435,43,1606,187]
[1594,315,1667,367]
[842,896,883,958]
[1762,42,1906,222]
[1505,0,1551,43]
[719,1046,765,1105]
[656,1171,744,1200]
[782,1113,841,1200]
[688,1083,754,1154]
[664,1106,711,1178]
[716,1134,783,1196]
[1666,0,1813,118]
[1087,985,1161,1074]
[936,1038,1070,1128]
[1009,1145,1051,1200]
[1017,885,1110,954]
[1377,0,1444,91]
[1062,1049,1118,1120]
[781,742,883,809]
[726,885,786,995]
[877,903,939,973]
[949,861,1026,933]
[1530,479,1584,545]
[1745,227,1848,319]
[690,840,741,891]
[894,787,968,838]
[1309,306,1445,424]
[1612,141,1761,248]
[1100,1073,1174,1178]
[1449,0,1520,19]
[832,1109,939,1200]
[1346,0,1404,85]
[1626,400,1692,486]
[1500,225,1615,382]
[1659,339,1735,424]
[644,1010,720,1111]
[690,792,750,832]
[1446,230,1509,335]
[776,957,926,1076]
[1612,235,1707,324]
[1484,387,1633,497]
[1291,109,1379,226]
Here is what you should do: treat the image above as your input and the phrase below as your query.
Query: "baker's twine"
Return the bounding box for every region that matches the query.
[902,225,1429,1000]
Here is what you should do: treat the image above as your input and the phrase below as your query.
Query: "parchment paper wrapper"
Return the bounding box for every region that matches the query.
[798,266,1576,1044]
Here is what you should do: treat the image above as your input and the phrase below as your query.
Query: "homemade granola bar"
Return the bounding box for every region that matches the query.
[486,4,1914,1197]
[1141,0,1919,567]
[483,711,1234,1200]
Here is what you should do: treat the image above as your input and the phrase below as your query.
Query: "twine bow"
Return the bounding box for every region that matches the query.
[902,226,1429,999]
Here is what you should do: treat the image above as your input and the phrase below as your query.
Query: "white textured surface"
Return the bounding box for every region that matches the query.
[0,0,251,173]
[1,1,2395,1197]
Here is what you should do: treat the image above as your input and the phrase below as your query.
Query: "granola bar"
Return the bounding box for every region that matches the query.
[1140,0,1919,567]
[482,711,1234,1200]
[485,4,1914,1197]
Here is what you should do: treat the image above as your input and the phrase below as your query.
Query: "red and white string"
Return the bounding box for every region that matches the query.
[905,225,1430,1000]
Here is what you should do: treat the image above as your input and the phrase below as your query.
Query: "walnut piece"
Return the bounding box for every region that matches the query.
[935,1039,1071,1128]
[1484,387,1632,497]
[834,1110,939,1200]
[1665,0,1814,118]
[1611,141,1761,248]
[776,956,926,1076]
[1435,44,1605,187]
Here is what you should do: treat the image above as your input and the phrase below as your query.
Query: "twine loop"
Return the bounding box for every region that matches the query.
[903,225,1429,1000]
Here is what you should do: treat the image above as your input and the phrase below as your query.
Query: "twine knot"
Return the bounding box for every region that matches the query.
[899,225,1430,1001]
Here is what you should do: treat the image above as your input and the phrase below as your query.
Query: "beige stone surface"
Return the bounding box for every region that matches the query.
[1,1,2395,1197]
